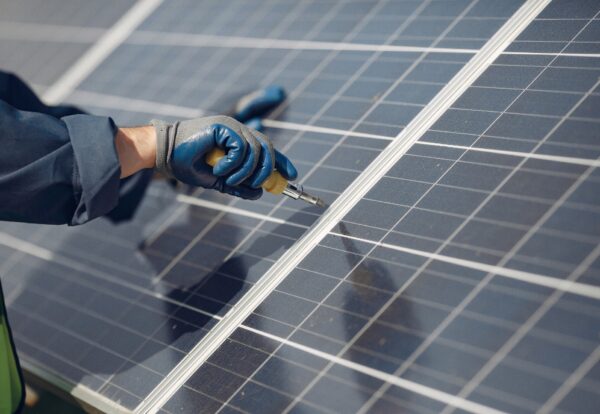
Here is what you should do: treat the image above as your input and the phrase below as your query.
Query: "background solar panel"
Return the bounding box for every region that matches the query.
[0,0,598,413]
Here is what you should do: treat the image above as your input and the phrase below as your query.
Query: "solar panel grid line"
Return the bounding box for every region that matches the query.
[3,223,596,408]
[0,223,596,410]
[132,0,320,277]
[135,0,424,409]
[298,93,600,413]
[349,159,600,413]
[148,203,600,304]
[254,0,436,122]
[2,1,593,407]
[128,30,600,60]
[447,104,600,123]
[9,275,216,376]
[427,62,600,401]
[218,326,507,414]
[193,0,467,273]
[415,141,600,167]
[176,195,305,228]
[5,20,600,60]
[0,231,510,412]
[151,209,230,283]
[71,89,205,118]
[132,0,354,269]
[343,7,600,412]
[165,154,597,410]
[128,30,481,55]
[0,232,54,261]
[0,227,50,305]
[0,121,593,294]
[537,344,600,414]
[0,229,231,409]
[346,70,600,414]
[157,0,294,112]
[65,90,600,170]
[143,0,357,285]
[439,244,600,414]
[178,0,319,113]
[216,1,372,118]
[320,45,600,340]
[41,0,163,105]
[172,181,600,279]
[152,1,560,412]
[9,217,588,366]
[505,51,600,58]
[9,309,146,408]
[327,232,600,301]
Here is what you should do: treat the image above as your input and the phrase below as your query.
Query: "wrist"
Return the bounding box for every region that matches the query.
[115,126,156,178]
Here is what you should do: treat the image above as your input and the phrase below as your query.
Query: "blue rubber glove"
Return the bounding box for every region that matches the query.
[151,116,297,200]
[233,85,286,124]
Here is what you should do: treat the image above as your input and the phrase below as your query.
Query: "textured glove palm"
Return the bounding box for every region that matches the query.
[152,116,297,200]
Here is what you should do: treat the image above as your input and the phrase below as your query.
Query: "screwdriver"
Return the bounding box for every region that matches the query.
[206,148,326,208]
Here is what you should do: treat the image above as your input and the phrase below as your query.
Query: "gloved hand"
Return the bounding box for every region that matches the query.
[233,85,286,125]
[151,116,297,200]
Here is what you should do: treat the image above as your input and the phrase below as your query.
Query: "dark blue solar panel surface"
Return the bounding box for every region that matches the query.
[0,0,599,413]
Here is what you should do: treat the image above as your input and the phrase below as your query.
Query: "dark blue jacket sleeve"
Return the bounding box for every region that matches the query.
[0,71,84,118]
[0,71,153,225]
[0,100,122,225]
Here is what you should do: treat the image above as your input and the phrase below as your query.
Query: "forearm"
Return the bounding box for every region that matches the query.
[115,126,156,178]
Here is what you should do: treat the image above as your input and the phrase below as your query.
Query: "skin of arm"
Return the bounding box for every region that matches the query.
[115,126,156,178]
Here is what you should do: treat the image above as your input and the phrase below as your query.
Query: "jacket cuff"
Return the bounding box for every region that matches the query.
[63,115,121,225]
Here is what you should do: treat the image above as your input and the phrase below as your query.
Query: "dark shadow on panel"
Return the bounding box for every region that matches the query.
[331,222,417,412]
[5,194,317,408]
[165,208,318,413]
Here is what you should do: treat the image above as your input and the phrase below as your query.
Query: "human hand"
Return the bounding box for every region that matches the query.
[151,116,297,200]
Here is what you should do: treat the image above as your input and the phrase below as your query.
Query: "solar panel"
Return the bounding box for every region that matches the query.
[0,0,599,413]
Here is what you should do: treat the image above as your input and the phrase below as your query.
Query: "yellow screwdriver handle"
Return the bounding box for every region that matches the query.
[206,148,288,195]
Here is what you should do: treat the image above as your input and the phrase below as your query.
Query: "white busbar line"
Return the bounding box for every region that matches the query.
[2,23,599,60]
[127,31,600,59]
[66,91,600,168]
[177,194,600,301]
[130,30,480,55]
[415,141,600,168]
[68,89,204,119]
[0,230,502,414]
[0,233,55,261]
[266,119,600,168]
[240,325,507,414]
[42,0,164,105]
[329,232,600,301]
[176,194,306,229]
[262,119,393,141]
[134,2,553,411]
[504,51,600,59]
